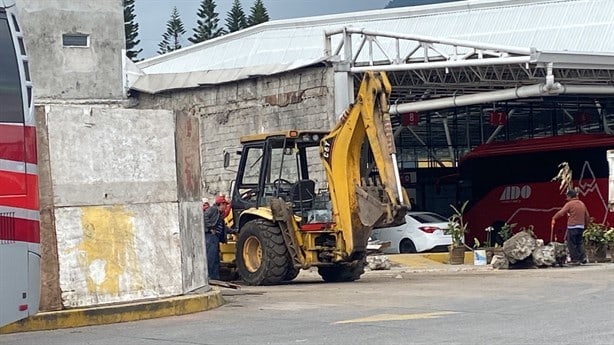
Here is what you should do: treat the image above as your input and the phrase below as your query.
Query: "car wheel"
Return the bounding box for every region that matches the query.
[399,239,417,253]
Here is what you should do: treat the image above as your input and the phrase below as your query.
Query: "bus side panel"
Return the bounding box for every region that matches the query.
[0,242,29,326]
[28,242,41,316]
[465,179,613,244]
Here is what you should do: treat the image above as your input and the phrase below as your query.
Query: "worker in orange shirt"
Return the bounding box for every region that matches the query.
[552,189,590,265]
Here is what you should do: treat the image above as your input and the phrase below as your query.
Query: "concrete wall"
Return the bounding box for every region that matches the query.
[37,105,206,309]
[16,0,125,100]
[55,204,182,307]
[47,107,177,206]
[11,1,207,310]
[137,66,337,196]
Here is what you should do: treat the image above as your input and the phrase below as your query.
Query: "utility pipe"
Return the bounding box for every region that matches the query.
[390,83,614,115]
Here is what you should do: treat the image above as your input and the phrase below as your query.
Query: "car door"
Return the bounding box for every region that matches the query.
[370,214,411,253]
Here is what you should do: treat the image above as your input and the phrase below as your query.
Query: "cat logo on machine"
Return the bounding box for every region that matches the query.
[500,185,531,202]
[321,138,334,164]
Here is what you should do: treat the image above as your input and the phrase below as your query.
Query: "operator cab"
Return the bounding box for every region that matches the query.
[230,130,331,224]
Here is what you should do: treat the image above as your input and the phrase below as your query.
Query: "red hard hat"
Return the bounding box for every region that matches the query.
[215,195,227,205]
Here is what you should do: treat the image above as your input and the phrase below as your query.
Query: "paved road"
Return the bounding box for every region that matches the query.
[2,264,613,345]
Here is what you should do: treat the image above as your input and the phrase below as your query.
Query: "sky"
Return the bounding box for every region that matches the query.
[135,0,391,59]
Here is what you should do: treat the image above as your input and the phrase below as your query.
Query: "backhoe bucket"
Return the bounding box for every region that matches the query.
[355,186,386,227]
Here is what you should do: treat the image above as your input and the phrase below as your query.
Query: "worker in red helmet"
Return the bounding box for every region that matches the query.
[216,194,235,228]
[203,195,229,280]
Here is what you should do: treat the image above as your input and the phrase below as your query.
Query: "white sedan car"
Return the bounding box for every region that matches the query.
[370,211,452,253]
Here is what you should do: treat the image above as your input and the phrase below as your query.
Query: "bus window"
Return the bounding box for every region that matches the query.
[0,10,27,197]
[0,11,24,123]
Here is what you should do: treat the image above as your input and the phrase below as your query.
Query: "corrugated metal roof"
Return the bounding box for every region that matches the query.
[130,59,325,93]
[1,0,16,8]
[134,0,614,90]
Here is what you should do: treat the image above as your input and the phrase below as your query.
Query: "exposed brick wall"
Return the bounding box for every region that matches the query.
[137,66,336,197]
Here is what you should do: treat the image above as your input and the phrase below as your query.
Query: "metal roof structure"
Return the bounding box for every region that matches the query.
[128,0,614,170]
[131,0,614,94]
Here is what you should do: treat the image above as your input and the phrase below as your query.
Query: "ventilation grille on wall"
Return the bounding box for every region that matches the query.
[0,212,16,244]
[62,33,89,47]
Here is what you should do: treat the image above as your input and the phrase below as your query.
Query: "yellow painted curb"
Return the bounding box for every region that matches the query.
[388,254,446,267]
[0,289,224,334]
[388,252,476,266]
[421,252,474,264]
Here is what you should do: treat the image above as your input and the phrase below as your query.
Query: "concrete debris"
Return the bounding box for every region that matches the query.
[532,245,556,267]
[493,229,568,269]
[209,279,241,289]
[502,230,537,263]
[491,254,509,269]
[366,255,392,270]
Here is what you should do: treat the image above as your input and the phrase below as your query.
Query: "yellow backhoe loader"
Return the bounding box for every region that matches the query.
[220,71,410,285]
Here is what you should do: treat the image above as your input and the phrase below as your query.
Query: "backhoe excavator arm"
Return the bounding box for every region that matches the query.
[320,71,410,260]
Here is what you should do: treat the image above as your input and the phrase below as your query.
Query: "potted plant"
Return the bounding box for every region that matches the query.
[478,222,516,264]
[446,201,469,265]
[583,220,608,263]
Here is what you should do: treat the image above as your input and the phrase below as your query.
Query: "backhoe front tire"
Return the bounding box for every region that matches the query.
[236,219,290,285]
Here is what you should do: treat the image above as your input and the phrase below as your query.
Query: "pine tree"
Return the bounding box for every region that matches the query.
[189,0,226,44]
[123,0,142,61]
[247,0,269,27]
[158,7,186,55]
[225,0,247,33]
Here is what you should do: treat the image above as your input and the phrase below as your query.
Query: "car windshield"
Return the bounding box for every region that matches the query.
[409,213,448,224]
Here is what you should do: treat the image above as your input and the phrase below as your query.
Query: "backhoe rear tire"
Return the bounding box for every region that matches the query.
[236,219,290,285]
[317,259,365,283]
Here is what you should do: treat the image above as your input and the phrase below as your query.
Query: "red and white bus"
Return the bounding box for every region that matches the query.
[459,133,614,245]
[0,0,40,327]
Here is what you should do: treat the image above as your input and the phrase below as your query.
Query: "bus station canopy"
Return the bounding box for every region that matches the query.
[130,0,614,94]
[128,0,614,167]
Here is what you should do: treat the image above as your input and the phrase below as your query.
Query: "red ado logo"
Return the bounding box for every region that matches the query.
[500,185,531,201]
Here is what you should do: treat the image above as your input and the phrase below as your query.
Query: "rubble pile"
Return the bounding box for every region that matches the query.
[365,238,392,270]
[366,255,392,270]
[492,229,567,269]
